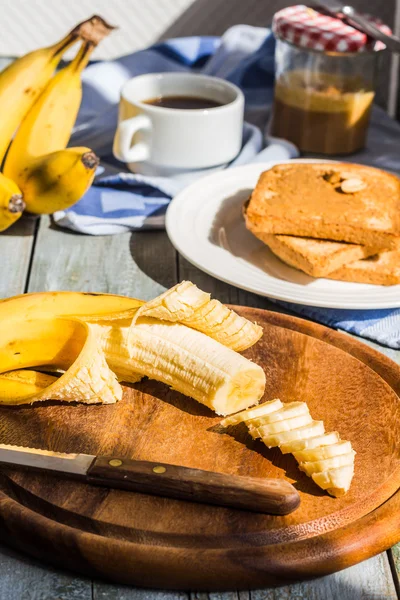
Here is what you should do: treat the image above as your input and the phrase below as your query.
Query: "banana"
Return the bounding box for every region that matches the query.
[0,370,58,402]
[0,291,144,385]
[221,399,355,497]
[220,399,283,426]
[0,173,25,232]
[280,431,340,454]
[0,315,265,410]
[0,19,83,164]
[111,316,265,415]
[312,465,355,497]
[255,413,314,436]
[293,440,352,463]
[13,147,100,214]
[247,401,310,427]
[0,317,121,405]
[0,290,143,322]
[132,281,263,351]
[299,451,356,476]
[5,39,104,180]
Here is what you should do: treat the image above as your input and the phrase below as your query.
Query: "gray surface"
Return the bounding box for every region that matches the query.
[0,217,399,599]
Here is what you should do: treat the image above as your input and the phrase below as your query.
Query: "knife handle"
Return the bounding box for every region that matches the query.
[86,456,300,515]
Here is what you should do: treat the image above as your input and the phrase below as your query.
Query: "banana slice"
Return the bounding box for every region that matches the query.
[131,281,263,351]
[280,431,340,454]
[299,451,356,476]
[293,440,352,463]
[247,402,309,427]
[262,421,325,448]
[257,413,313,436]
[220,399,283,427]
[221,395,356,497]
[0,317,121,405]
[312,465,355,497]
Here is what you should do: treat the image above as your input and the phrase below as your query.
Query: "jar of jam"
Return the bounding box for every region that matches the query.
[270,6,389,155]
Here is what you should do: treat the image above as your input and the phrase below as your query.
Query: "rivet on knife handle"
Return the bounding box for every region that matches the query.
[87,457,300,515]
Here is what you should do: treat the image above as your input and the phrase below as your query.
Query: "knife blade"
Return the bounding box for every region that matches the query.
[0,443,300,515]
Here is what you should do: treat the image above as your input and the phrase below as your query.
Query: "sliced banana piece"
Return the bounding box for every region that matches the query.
[131,281,263,351]
[299,451,356,476]
[220,399,283,427]
[248,402,309,427]
[257,412,313,435]
[280,431,340,454]
[312,464,355,497]
[293,440,352,463]
[261,420,325,448]
[220,397,355,497]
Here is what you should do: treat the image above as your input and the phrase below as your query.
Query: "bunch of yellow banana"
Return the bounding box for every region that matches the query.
[0,16,114,230]
[0,282,266,417]
[221,399,355,497]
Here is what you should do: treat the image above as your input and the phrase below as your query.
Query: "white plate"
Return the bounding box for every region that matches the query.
[166,159,400,309]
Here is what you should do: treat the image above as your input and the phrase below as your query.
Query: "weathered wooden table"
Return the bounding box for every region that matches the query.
[1,215,400,600]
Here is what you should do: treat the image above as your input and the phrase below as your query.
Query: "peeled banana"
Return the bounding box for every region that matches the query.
[93,316,266,414]
[0,173,25,232]
[0,284,265,415]
[132,281,263,351]
[221,399,355,497]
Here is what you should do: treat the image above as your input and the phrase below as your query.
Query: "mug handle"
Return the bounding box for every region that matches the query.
[113,115,152,163]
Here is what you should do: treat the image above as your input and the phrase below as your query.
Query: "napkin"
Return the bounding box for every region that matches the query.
[54,26,298,234]
[52,25,400,349]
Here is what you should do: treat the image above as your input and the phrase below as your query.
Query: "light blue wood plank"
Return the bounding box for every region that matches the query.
[27,217,177,299]
[0,217,35,298]
[0,545,92,600]
[250,554,397,599]
[93,589,189,599]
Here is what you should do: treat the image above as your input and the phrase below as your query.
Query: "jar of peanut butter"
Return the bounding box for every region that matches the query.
[270,6,390,155]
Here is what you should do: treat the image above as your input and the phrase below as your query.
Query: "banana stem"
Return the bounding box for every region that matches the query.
[50,15,115,58]
[8,195,25,214]
[70,41,96,74]
[81,151,100,170]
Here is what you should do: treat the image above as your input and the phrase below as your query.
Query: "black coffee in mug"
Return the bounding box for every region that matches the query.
[144,95,223,110]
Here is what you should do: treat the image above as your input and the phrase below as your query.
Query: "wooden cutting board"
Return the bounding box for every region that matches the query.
[0,307,399,591]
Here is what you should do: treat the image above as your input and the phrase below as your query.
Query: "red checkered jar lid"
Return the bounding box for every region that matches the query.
[273,5,391,53]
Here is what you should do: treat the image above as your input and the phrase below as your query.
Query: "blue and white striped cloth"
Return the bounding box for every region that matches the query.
[52,25,400,349]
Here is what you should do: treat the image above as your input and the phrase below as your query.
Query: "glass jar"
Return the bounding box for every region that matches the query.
[270,8,384,155]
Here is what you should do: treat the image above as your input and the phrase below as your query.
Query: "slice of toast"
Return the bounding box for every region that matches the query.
[245,163,400,248]
[327,250,400,286]
[255,232,379,277]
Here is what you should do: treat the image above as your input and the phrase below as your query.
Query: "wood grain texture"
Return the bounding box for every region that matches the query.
[0,217,36,298]
[28,217,176,298]
[0,309,399,590]
[0,544,92,600]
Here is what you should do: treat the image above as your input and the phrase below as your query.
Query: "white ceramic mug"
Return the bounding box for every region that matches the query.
[113,72,244,177]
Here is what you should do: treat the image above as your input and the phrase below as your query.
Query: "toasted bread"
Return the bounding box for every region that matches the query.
[245,163,400,248]
[255,233,379,277]
[327,250,400,286]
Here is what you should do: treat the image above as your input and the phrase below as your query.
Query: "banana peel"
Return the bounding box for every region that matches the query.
[0,284,265,414]
[0,317,121,405]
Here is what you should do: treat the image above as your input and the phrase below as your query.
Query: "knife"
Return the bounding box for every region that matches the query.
[0,443,300,515]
